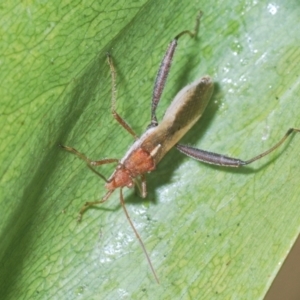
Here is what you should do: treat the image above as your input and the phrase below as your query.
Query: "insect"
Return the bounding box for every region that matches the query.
[60,13,299,283]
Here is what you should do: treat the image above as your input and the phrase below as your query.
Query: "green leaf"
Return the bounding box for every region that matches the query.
[1,0,300,299]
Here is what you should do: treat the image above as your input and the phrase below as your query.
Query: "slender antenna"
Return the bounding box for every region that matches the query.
[119,188,159,283]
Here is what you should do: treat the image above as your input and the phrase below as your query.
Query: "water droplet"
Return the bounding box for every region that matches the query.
[262,126,270,141]
[74,286,85,296]
[267,3,279,15]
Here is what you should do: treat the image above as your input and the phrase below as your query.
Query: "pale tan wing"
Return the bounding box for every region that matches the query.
[140,76,214,164]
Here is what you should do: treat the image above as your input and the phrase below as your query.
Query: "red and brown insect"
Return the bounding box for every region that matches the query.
[60,12,300,282]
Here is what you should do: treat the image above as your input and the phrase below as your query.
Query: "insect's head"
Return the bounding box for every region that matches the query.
[105,164,134,191]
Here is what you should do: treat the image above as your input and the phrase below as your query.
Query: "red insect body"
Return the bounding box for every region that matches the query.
[105,148,155,191]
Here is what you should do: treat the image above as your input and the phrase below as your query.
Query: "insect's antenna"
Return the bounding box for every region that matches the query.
[59,144,112,183]
[149,11,203,128]
[86,164,110,183]
[119,188,159,284]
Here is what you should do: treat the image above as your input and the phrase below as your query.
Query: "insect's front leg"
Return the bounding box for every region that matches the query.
[141,174,147,198]
[106,54,139,140]
[78,190,114,222]
[134,174,148,198]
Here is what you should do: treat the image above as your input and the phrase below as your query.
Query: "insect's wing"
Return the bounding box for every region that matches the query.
[162,76,213,131]
[141,76,213,164]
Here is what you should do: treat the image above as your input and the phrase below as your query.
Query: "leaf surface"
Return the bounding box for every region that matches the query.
[1,1,300,299]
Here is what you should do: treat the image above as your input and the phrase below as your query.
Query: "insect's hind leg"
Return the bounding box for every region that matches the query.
[107,54,139,140]
[174,11,202,40]
[177,128,300,167]
[149,11,203,128]
[243,127,300,165]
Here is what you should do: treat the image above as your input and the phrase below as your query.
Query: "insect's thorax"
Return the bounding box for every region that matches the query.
[105,128,158,191]
[120,125,168,169]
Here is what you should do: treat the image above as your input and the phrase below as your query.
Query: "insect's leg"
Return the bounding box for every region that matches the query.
[133,175,147,198]
[140,174,147,198]
[107,54,139,140]
[149,11,203,128]
[176,128,300,167]
[78,190,114,222]
[243,128,300,165]
[119,188,159,283]
[177,144,249,167]
[59,144,118,182]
